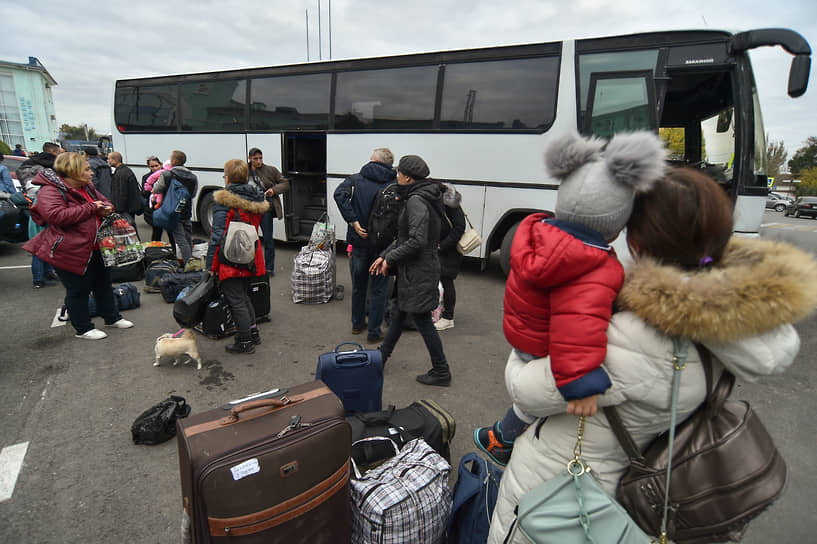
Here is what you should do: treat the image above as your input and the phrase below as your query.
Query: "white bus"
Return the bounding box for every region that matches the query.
[112,28,811,273]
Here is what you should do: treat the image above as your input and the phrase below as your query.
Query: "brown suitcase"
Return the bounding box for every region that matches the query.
[177,381,351,543]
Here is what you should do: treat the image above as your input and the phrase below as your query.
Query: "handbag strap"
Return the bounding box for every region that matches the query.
[603,336,689,544]
[463,210,474,229]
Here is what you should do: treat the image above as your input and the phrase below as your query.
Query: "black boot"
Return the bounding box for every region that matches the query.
[250,328,262,345]
[226,339,256,354]
[416,368,451,387]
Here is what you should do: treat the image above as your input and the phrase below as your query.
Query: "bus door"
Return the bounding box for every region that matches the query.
[281,132,327,242]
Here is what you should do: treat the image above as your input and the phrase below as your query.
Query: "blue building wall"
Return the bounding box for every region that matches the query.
[0,57,59,155]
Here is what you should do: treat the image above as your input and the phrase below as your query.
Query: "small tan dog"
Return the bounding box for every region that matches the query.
[154,329,201,370]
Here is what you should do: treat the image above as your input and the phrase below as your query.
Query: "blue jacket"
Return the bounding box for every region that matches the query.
[333,161,396,249]
[0,164,15,193]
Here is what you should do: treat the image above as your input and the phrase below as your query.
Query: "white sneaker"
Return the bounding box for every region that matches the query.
[435,318,455,331]
[107,319,134,329]
[75,329,107,340]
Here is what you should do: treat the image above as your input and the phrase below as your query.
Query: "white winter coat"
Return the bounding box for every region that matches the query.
[489,237,817,543]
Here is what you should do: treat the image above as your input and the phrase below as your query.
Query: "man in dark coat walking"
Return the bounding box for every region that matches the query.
[370,155,452,386]
[334,148,396,342]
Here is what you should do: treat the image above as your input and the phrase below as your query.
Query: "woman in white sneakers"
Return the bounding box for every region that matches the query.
[23,152,134,340]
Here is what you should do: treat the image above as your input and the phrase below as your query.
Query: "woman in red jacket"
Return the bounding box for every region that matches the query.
[205,159,269,354]
[23,152,134,340]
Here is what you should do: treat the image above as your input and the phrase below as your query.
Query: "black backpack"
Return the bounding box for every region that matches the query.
[367,183,404,252]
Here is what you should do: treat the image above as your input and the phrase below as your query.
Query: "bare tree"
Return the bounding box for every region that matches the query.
[766,134,788,183]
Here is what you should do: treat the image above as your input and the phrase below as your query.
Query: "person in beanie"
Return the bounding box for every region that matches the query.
[474,130,667,465]
[370,154,452,386]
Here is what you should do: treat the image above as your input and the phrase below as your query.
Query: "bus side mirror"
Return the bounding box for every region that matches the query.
[788,55,810,98]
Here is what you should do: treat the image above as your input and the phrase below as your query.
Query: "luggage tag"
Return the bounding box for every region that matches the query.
[221,388,288,410]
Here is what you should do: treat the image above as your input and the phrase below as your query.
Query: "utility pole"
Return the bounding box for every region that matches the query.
[328,0,332,59]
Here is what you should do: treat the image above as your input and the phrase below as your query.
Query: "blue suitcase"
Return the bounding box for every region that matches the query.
[316,342,383,413]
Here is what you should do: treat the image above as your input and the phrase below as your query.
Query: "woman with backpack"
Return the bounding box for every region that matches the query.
[435,183,466,331]
[205,159,269,354]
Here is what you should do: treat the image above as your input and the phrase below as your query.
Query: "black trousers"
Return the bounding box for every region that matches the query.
[55,250,122,335]
[220,276,255,342]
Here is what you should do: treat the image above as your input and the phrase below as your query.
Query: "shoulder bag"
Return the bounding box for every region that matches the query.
[605,339,787,544]
[457,212,481,255]
[504,416,652,543]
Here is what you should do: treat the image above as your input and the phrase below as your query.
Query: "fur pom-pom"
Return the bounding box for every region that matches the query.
[545,131,606,179]
[604,132,667,193]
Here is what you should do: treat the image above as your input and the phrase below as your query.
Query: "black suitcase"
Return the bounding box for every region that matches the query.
[196,294,236,338]
[247,275,270,321]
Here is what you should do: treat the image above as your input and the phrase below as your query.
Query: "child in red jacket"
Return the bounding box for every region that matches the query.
[475,130,667,466]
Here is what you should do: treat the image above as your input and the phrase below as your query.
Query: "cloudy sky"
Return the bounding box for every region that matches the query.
[5,0,815,152]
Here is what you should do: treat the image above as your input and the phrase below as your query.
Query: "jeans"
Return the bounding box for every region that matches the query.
[172,218,193,261]
[350,248,388,336]
[221,276,256,342]
[260,210,276,273]
[55,250,122,335]
[31,255,54,282]
[380,307,449,373]
[440,276,456,320]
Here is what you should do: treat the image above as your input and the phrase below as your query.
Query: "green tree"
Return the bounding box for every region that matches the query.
[788,136,817,175]
[59,123,99,141]
[659,128,685,159]
[798,167,817,196]
[0,140,11,155]
[765,135,787,183]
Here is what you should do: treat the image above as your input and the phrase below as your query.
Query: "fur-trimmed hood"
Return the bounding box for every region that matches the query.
[617,237,817,343]
[213,185,270,215]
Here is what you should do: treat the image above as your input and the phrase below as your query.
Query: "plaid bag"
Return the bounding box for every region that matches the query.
[351,438,451,544]
[291,245,335,304]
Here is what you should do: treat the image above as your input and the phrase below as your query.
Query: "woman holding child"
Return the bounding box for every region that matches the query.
[487,132,817,542]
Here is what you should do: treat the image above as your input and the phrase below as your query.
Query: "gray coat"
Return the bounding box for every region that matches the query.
[383,180,445,314]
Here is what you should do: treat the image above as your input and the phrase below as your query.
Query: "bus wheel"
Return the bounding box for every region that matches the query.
[199,192,216,235]
[499,221,521,277]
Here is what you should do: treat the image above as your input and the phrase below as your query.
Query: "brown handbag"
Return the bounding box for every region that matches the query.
[605,341,788,544]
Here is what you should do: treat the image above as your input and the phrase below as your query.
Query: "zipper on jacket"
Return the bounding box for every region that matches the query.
[49,236,63,258]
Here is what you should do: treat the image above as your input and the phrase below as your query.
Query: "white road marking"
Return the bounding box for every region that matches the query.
[0,265,31,270]
[50,307,67,328]
[0,441,29,502]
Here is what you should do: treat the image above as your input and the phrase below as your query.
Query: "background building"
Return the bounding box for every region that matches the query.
[0,57,59,155]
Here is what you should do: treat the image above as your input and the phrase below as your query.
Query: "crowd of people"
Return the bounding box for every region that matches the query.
[11,131,817,540]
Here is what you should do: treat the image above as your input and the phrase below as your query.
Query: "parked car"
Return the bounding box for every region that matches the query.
[1,154,27,192]
[784,196,817,219]
[766,192,792,212]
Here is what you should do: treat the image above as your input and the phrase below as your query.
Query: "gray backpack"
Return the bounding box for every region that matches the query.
[219,209,259,269]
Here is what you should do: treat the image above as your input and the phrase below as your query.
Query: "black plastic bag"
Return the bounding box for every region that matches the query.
[131,395,191,445]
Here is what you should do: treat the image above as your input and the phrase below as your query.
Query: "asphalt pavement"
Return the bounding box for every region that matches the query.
[0,211,815,542]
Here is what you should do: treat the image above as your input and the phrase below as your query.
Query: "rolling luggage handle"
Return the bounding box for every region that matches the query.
[332,342,375,367]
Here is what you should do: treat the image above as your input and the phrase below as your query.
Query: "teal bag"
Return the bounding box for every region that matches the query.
[506,417,652,544]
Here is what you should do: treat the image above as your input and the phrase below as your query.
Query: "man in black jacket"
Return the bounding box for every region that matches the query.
[334,148,396,342]
[370,155,452,386]
[108,152,143,226]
